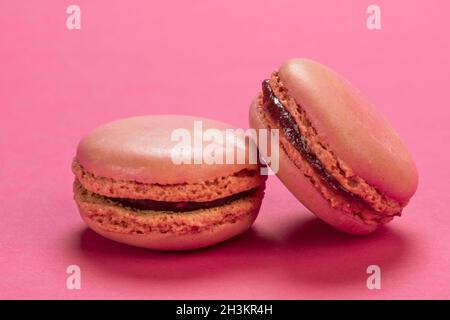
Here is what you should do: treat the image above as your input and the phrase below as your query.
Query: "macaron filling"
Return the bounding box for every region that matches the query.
[72,159,264,214]
[262,80,352,195]
[108,188,256,212]
[72,159,265,203]
[75,180,260,213]
[260,75,404,223]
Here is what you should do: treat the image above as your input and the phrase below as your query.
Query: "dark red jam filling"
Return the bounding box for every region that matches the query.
[261,79,375,208]
[110,188,256,212]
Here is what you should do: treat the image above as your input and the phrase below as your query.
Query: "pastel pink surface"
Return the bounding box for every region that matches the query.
[1,1,450,299]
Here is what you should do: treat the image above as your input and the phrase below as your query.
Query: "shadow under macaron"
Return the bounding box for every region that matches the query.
[276,216,412,286]
[75,213,413,288]
[76,226,279,281]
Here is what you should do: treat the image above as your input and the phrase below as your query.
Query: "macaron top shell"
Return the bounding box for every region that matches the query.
[76,115,258,185]
[278,59,418,202]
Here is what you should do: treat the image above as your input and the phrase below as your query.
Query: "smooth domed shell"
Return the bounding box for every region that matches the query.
[76,115,258,184]
[278,59,418,202]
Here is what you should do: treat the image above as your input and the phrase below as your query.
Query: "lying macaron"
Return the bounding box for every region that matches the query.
[249,58,418,234]
[72,115,266,250]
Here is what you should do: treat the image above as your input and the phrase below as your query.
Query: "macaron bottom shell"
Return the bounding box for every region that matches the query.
[250,101,378,235]
[74,181,265,251]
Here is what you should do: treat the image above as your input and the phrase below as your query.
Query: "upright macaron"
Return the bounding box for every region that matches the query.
[249,58,418,234]
[73,115,266,250]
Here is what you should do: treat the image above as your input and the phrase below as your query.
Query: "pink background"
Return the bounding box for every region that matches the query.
[1,0,449,299]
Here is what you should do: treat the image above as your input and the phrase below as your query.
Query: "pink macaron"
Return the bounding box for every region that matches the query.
[249,58,418,234]
[72,115,266,250]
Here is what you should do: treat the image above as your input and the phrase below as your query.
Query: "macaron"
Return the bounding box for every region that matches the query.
[249,58,418,234]
[72,115,266,250]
